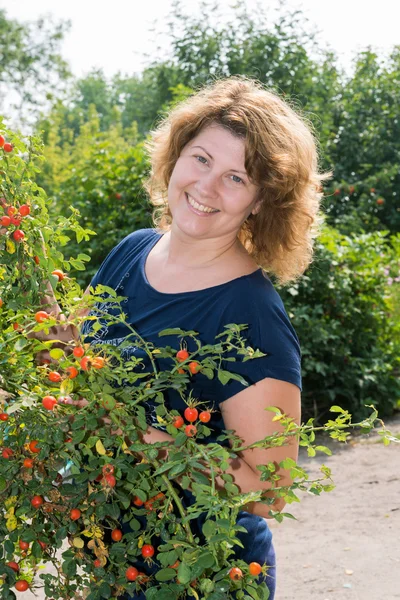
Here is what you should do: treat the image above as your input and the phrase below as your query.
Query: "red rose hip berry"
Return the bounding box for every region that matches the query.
[184,407,198,422]
[35,311,49,323]
[42,395,57,410]
[19,204,30,216]
[229,567,243,580]
[12,229,25,242]
[111,528,123,542]
[73,346,85,358]
[0,215,11,226]
[173,415,184,428]
[51,269,65,281]
[185,424,197,437]
[126,566,139,581]
[249,562,262,576]
[19,540,29,551]
[176,349,189,362]
[141,544,155,558]
[199,411,211,423]
[31,495,44,508]
[188,361,200,374]
[48,371,62,383]
[15,580,29,592]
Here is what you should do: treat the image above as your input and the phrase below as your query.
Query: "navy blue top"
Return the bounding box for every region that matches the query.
[82,228,302,565]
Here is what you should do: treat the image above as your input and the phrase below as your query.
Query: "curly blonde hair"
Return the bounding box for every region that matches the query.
[143,76,332,285]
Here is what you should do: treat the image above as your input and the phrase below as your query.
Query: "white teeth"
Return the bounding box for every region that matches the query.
[186,194,218,213]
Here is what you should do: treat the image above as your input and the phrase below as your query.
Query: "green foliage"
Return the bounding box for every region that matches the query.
[322,48,400,233]
[0,9,71,123]
[278,225,400,422]
[36,107,152,284]
[1,99,399,600]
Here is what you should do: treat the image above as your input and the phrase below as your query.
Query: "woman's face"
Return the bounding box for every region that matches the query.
[167,124,260,242]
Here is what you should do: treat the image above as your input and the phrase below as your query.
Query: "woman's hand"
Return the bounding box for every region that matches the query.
[29,282,90,364]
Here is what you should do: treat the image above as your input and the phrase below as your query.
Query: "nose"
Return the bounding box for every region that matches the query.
[194,170,219,200]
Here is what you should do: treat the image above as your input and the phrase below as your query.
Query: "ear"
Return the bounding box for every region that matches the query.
[251,199,262,216]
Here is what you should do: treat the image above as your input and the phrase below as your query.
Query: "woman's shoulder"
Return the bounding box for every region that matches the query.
[227,270,284,313]
[224,270,301,347]
[90,228,159,288]
[116,228,159,251]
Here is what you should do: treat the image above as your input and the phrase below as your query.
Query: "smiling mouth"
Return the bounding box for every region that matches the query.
[186,193,219,214]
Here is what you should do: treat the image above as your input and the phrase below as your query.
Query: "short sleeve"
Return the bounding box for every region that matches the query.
[210,280,302,404]
[89,229,151,290]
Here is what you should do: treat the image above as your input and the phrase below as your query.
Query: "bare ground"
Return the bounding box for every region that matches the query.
[27,415,400,600]
[269,413,400,600]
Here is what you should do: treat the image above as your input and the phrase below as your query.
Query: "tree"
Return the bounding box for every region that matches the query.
[0,9,71,125]
[322,47,400,234]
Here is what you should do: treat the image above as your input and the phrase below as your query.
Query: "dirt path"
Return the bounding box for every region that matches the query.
[270,415,400,600]
[28,415,400,600]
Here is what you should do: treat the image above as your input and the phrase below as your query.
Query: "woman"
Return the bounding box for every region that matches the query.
[41,76,330,599]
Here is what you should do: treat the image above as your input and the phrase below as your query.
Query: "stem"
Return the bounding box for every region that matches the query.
[149,456,195,544]
[232,418,384,454]
[196,444,217,496]
[82,308,160,380]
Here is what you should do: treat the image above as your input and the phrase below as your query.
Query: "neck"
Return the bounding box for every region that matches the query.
[158,228,245,270]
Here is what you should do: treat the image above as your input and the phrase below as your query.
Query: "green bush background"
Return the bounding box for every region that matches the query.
[1,2,399,422]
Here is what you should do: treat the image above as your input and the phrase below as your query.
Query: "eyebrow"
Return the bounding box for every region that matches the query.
[191,145,248,176]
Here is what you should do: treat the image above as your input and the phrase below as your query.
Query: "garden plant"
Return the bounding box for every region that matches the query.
[0,128,398,600]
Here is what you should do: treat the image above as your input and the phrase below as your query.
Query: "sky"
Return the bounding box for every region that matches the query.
[2,0,400,80]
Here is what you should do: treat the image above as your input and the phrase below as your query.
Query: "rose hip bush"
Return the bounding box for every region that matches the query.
[1,126,398,600]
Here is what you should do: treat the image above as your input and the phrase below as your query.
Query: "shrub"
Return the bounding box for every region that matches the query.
[278,225,400,422]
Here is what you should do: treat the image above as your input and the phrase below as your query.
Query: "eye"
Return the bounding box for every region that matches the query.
[195,155,208,164]
[231,174,244,184]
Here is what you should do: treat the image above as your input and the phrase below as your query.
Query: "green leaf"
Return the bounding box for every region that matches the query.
[132,488,147,502]
[191,471,210,485]
[14,337,28,351]
[177,562,192,584]
[72,429,86,444]
[155,568,177,582]
[169,463,187,478]
[0,476,7,492]
[224,482,239,495]
[174,432,187,447]
[106,503,120,519]
[49,348,65,360]
[201,367,214,380]
[246,584,260,600]
[197,552,215,569]
[145,588,159,600]
[217,370,231,385]
[153,461,180,476]
[99,582,111,598]
[257,582,270,599]
[128,517,141,531]
[62,558,77,577]
[215,518,231,529]
[158,328,186,337]
[60,377,74,395]
[202,520,217,538]
[180,476,191,490]
[315,445,332,455]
